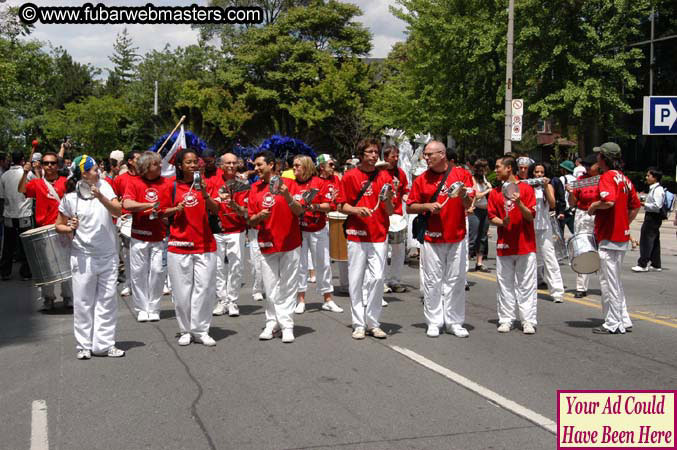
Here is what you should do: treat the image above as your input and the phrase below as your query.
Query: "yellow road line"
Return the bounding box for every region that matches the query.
[467,272,677,330]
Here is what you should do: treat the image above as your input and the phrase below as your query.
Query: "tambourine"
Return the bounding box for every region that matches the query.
[378,183,392,201]
[269,175,282,194]
[446,181,465,198]
[225,178,250,193]
[501,181,519,199]
[523,177,546,187]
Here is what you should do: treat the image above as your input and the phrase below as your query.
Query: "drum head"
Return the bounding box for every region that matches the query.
[328,212,348,220]
[572,252,600,274]
[20,224,56,237]
[388,214,407,232]
[502,182,519,199]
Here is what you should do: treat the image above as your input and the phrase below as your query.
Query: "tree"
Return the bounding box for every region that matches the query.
[106,28,139,95]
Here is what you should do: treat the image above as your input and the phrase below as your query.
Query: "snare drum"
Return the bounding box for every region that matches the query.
[328,212,348,261]
[388,214,407,245]
[20,225,72,286]
[566,233,600,274]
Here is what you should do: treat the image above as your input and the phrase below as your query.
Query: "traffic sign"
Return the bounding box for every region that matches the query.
[511,123,522,141]
[512,99,524,116]
[643,96,677,135]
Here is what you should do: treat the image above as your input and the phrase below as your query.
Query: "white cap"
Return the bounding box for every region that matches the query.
[31,153,42,162]
[109,150,124,163]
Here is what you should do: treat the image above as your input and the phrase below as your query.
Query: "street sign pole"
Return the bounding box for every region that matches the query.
[503,0,514,154]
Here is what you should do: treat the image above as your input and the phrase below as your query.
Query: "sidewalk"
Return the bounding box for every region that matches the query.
[629,211,677,255]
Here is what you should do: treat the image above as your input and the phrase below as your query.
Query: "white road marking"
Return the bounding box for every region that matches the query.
[30,400,49,450]
[390,345,557,435]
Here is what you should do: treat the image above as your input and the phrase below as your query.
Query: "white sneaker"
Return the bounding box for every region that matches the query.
[381,299,388,307]
[212,302,227,316]
[148,312,160,322]
[321,300,343,313]
[282,329,295,343]
[253,293,264,302]
[195,334,216,346]
[522,322,536,334]
[120,287,131,297]
[497,322,512,333]
[178,333,192,346]
[631,265,648,272]
[93,346,125,357]
[352,327,366,340]
[308,275,316,283]
[649,265,662,272]
[367,327,387,339]
[228,304,240,317]
[553,297,563,303]
[447,325,469,338]
[294,302,305,314]
[259,323,280,340]
[76,349,91,360]
[137,311,149,322]
[163,286,172,295]
[426,325,440,338]
[383,284,392,293]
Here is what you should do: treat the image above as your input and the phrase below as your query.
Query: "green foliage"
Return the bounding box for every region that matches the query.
[106,28,139,95]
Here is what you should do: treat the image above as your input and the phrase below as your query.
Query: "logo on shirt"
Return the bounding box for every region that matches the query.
[326,185,337,200]
[182,191,199,208]
[262,193,275,208]
[505,199,515,213]
[144,188,159,203]
[359,180,374,197]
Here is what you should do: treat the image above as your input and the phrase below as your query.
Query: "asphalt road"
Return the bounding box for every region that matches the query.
[1,227,676,450]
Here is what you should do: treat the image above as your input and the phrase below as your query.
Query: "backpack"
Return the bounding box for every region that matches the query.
[659,188,675,220]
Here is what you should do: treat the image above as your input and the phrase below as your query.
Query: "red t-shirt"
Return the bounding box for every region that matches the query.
[573,175,599,211]
[296,176,330,232]
[206,175,248,234]
[165,181,217,254]
[406,167,471,243]
[594,170,641,243]
[122,176,170,242]
[247,178,302,254]
[386,167,410,215]
[113,172,137,198]
[24,176,68,226]
[337,168,392,243]
[320,174,341,211]
[488,182,537,256]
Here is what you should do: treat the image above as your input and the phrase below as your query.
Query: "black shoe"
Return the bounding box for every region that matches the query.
[592,327,622,335]
[574,291,587,298]
[537,282,548,289]
[465,284,470,291]
[475,264,490,273]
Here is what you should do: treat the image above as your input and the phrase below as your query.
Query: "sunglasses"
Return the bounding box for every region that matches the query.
[42,161,58,166]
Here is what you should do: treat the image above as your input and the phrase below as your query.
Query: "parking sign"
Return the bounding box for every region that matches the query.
[643,96,677,135]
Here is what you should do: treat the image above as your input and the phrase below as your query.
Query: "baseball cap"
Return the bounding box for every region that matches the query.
[316,154,335,165]
[559,160,575,173]
[109,150,124,163]
[593,142,621,157]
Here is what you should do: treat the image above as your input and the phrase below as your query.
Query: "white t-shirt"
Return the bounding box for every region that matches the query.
[533,186,550,230]
[573,165,586,178]
[58,180,118,257]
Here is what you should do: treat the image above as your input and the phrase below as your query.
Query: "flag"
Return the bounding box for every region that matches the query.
[161,125,185,178]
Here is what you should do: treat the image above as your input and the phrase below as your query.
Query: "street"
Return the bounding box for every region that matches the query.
[1,215,676,450]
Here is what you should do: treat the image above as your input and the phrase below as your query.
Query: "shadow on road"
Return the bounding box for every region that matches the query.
[565,318,604,329]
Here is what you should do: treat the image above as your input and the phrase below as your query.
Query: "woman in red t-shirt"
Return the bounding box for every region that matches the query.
[292,155,343,315]
[163,149,220,347]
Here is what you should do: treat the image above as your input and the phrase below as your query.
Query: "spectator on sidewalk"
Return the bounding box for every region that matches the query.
[632,168,665,273]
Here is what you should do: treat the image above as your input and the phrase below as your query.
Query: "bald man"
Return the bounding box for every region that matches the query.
[208,153,249,317]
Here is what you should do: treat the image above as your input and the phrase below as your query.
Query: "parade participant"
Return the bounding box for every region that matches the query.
[558,160,577,235]
[18,151,72,309]
[517,156,532,180]
[55,155,124,359]
[248,150,304,343]
[527,162,564,303]
[567,154,598,297]
[105,150,124,184]
[488,156,538,334]
[633,167,665,272]
[0,151,33,281]
[406,140,473,338]
[121,151,170,323]
[162,149,220,346]
[468,159,491,272]
[208,153,248,317]
[338,138,394,340]
[383,145,410,294]
[113,150,141,297]
[201,149,222,182]
[292,155,342,314]
[588,143,641,334]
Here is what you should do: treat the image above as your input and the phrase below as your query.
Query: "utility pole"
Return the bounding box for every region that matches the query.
[153,80,159,116]
[649,8,655,96]
[503,0,515,154]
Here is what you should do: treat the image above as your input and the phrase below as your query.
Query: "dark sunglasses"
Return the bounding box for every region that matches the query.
[42,161,58,166]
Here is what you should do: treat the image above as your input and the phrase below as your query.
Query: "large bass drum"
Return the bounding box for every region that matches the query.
[566,233,600,274]
[20,225,72,286]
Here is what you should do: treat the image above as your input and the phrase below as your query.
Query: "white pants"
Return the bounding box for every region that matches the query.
[299,228,333,294]
[215,232,245,305]
[598,248,632,332]
[338,261,349,287]
[386,241,405,286]
[407,213,420,249]
[247,229,264,296]
[348,241,387,329]
[496,253,538,325]
[535,228,565,300]
[168,252,217,336]
[422,240,467,327]
[261,248,300,330]
[71,252,119,352]
[307,247,314,271]
[130,238,166,314]
[574,209,595,291]
[41,279,73,301]
[120,234,131,288]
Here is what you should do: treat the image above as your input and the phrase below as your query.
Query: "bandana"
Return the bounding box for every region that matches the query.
[517,157,533,167]
[73,155,96,175]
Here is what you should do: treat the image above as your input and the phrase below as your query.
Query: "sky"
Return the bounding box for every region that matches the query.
[5,0,408,70]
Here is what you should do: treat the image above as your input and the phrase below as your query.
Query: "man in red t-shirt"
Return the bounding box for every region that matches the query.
[407,141,473,338]
[18,151,72,309]
[383,145,410,295]
[566,153,599,297]
[488,156,538,334]
[248,150,305,343]
[337,138,394,340]
[113,150,141,297]
[208,153,249,317]
[587,143,641,334]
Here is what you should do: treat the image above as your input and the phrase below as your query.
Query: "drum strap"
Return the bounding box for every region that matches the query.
[429,165,453,205]
[342,171,377,236]
[43,178,61,202]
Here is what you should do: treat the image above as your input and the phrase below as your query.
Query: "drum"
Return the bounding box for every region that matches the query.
[566,233,600,274]
[388,214,407,245]
[20,225,72,286]
[328,212,348,261]
[118,214,132,238]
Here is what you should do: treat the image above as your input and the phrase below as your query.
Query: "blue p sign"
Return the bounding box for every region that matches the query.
[644,97,677,135]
